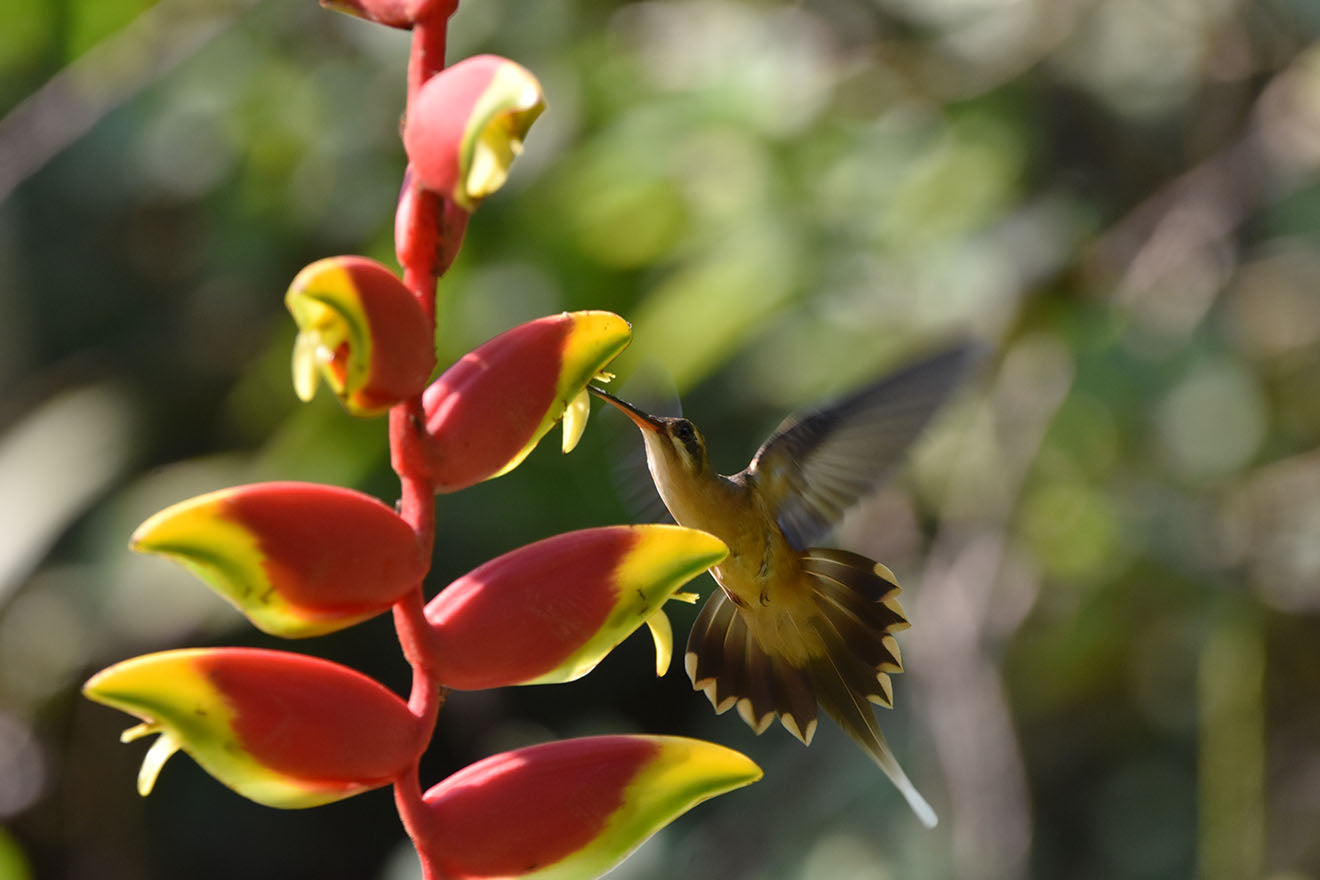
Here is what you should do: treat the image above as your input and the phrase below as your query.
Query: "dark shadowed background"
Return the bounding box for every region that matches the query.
[2,0,1319,877]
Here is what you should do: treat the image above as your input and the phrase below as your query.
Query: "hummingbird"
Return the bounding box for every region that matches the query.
[589,343,976,828]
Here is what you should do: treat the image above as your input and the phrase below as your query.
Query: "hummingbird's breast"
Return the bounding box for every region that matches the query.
[660,471,825,666]
[659,476,801,611]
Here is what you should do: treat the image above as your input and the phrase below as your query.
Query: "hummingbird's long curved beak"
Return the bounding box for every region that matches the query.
[588,384,664,433]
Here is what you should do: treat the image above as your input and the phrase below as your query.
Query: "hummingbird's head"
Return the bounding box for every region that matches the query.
[588,385,709,479]
[650,415,709,476]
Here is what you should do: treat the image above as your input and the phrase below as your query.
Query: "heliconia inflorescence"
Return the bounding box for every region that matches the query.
[83,2,763,877]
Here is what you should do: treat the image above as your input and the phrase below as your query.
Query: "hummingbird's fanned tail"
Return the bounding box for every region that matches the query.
[801,548,907,706]
[801,548,938,827]
[685,590,819,744]
[686,547,938,827]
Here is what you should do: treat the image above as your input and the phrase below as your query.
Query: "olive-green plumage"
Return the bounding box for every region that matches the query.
[590,344,974,828]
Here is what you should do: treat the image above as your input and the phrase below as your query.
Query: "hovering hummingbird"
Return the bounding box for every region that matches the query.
[589,343,976,828]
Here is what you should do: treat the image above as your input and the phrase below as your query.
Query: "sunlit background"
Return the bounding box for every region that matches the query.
[2,0,1319,877]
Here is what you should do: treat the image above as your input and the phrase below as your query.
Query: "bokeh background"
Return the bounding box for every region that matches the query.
[3,0,1320,877]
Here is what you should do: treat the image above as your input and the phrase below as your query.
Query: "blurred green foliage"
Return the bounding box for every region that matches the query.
[2,0,1320,878]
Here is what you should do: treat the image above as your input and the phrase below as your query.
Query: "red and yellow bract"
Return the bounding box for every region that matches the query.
[403,54,545,211]
[83,648,424,809]
[417,735,762,879]
[426,524,726,688]
[286,255,436,417]
[132,482,428,637]
[421,311,630,492]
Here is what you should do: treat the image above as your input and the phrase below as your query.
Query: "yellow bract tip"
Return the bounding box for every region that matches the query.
[465,121,523,205]
[632,736,763,809]
[458,62,545,210]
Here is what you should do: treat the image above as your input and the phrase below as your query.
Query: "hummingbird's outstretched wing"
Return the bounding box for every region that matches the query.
[743,342,978,550]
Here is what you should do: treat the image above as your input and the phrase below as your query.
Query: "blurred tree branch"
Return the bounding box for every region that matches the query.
[0,0,257,204]
[913,337,1074,880]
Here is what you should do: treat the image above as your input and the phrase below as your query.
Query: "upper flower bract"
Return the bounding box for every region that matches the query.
[403,54,545,211]
[420,311,631,492]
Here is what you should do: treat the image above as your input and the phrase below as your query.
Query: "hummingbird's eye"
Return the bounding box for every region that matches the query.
[671,420,703,464]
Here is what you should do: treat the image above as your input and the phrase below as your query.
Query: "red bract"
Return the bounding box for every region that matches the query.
[132,482,428,637]
[319,0,456,29]
[83,649,424,808]
[419,311,631,492]
[416,736,762,879]
[321,0,414,28]
[403,54,545,211]
[287,256,436,416]
[425,525,727,688]
[396,166,470,279]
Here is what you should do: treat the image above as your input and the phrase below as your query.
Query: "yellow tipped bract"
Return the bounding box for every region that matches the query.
[534,736,762,880]
[422,311,631,492]
[285,256,434,416]
[457,59,545,209]
[131,483,427,638]
[522,525,727,685]
[84,649,421,809]
[83,650,316,808]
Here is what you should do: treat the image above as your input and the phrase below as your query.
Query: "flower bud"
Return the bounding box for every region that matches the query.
[395,166,470,278]
[318,0,456,28]
[287,256,435,416]
[403,55,545,211]
[416,735,761,879]
[320,0,414,28]
[84,649,423,808]
[421,311,630,492]
[131,482,428,638]
[426,525,726,688]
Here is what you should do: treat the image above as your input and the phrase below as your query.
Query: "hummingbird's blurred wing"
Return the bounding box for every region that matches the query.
[743,342,978,550]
